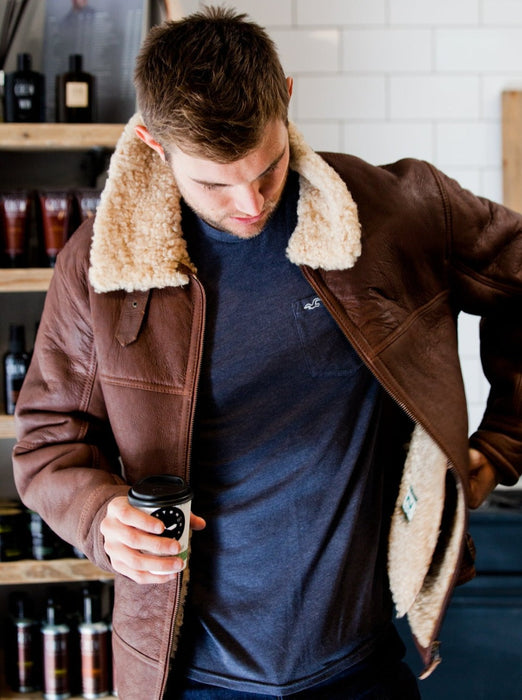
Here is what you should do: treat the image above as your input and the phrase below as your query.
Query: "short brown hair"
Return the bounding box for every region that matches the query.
[134,6,290,162]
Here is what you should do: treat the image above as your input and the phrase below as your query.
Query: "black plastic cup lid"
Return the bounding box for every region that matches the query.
[128,475,192,506]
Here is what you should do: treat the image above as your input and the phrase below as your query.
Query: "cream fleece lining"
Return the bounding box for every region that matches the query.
[89,115,466,666]
[389,424,466,650]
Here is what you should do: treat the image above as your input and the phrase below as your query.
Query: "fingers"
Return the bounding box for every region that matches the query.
[105,496,164,534]
[468,448,499,509]
[190,512,206,531]
[101,496,200,584]
[104,540,185,584]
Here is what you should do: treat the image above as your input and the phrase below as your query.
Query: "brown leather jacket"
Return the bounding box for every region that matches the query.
[13,119,522,699]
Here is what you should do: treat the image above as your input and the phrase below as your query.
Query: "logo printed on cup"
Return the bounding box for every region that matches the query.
[128,475,193,573]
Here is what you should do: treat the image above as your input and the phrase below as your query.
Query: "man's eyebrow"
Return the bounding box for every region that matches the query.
[190,146,287,187]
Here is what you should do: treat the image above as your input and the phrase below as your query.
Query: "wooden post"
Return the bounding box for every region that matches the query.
[502,90,522,213]
[163,0,184,20]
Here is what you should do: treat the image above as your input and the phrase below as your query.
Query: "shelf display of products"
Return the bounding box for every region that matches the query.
[0,499,85,564]
[0,122,121,700]
[0,188,102,269]
[4,584,115,698]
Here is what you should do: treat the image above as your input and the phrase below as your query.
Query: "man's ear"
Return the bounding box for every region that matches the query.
[135,125,166,161]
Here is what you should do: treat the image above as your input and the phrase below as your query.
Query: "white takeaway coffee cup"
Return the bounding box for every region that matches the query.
[128,475,193,573]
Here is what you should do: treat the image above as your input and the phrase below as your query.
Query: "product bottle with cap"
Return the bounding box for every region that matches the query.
[0,502,29,561]
[79,587,109,698]
[41,596,71,700]
[107,585,117,697]
[3,323,30,415]
[4,52,46,122]
[5,592,41,693]
[55,54,95,123]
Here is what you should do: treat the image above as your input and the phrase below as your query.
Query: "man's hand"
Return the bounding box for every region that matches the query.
[468,448,499,509]
[100,496,206,583]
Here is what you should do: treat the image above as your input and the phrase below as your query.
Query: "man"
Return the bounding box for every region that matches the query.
[13,7,522,700]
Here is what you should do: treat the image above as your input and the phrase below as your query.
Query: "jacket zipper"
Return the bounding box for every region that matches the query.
[161,274,206,698]
[183,274,207,485]
[301,266,467,672]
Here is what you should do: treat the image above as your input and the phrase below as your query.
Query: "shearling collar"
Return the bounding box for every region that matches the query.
[89,114,362,293]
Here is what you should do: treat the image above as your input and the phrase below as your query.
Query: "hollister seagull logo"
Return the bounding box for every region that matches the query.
[304,297,321,311]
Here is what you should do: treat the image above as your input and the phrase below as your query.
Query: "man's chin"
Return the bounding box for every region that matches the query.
[194,203,277,239]
[225,209,278,238]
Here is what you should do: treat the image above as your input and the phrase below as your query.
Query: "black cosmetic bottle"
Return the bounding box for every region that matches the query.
[3,323,30,415]
[4,52,46,122]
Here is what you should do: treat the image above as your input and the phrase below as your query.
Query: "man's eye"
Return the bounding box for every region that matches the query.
[201,183,225,192]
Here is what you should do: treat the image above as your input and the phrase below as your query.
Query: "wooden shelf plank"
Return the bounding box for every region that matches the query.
[0,123,124,150]
[0,415,15,439]
[0,268,53,292]
[0,559,113,585]
[0,693,116,699]
[0,692,116,699]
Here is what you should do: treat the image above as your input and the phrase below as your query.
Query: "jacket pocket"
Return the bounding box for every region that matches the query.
[292,293,362,377]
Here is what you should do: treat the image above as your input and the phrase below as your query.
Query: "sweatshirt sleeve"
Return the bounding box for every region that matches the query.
[12,221,126,571]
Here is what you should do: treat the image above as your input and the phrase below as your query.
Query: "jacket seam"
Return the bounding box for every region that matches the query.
[425,161,453,265]
[371,290,451,357]
[451,258,522,296]
[100,374,190,394]
[76,299,99,442]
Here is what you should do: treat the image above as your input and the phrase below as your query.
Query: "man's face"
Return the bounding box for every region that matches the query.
[166,119,290,239]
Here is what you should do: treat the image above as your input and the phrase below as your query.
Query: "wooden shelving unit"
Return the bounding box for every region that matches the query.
[0,688,107,699]
[0,688,116,699]
[0,268,53,439]
[0,415,15,440]
[0,268,53,293]
[0,561,114,699]
[0,124,123,438]
[0,558,113,586]
[0,124,121,699]
[0,123,124,150]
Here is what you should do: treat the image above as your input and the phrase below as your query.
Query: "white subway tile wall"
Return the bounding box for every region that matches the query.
[185,0,521,434]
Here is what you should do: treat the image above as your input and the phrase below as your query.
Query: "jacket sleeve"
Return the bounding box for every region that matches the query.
[12,223,127,571]
[428,163,522,484]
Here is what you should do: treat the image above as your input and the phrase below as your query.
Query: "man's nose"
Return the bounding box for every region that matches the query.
[233,184,264,216]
